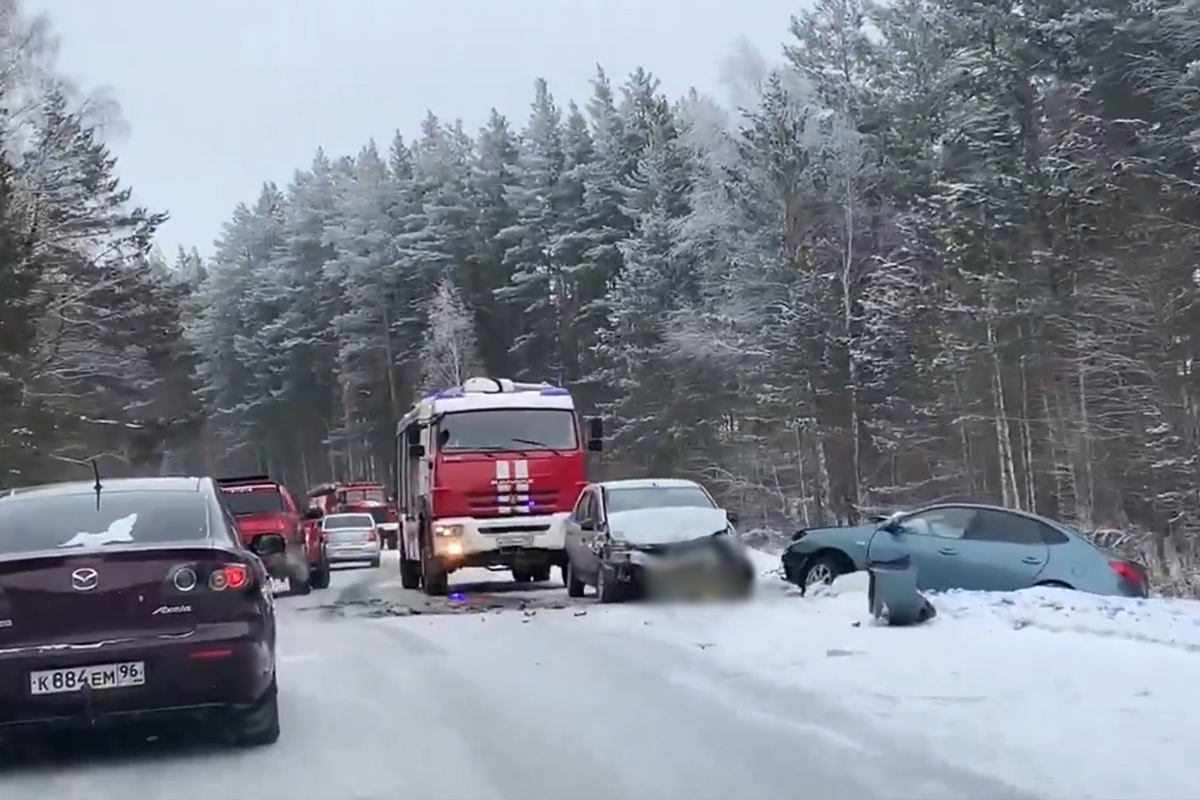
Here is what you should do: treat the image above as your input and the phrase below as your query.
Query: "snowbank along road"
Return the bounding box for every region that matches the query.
[0,549,1195,800]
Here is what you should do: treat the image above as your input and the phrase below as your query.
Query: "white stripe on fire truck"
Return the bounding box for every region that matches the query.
[514,459,530,514]
[495,460,513,514]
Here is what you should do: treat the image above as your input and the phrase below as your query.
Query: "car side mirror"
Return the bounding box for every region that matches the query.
[878,511,905,534]
[408,443,425,458]
[586,417,603,451]
[252,533,286,557]
[725,509,738,525]
[303,508,322,520]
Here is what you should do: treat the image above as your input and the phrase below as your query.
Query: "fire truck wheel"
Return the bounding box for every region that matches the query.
[531,565,551,582]
[421,553,448,596]
[511,568,533,583]
[399,547,421,590]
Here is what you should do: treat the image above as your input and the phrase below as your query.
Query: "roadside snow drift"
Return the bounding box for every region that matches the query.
[574,564,1200,800]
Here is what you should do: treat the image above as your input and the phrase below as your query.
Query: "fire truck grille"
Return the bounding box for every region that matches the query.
[466,487,561,516]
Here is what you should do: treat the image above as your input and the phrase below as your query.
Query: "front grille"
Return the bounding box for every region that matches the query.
[367,508,389,523]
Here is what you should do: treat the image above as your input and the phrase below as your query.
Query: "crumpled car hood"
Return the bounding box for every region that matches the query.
[608,507,729,546]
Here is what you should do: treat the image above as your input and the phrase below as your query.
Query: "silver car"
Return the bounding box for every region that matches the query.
[322,513,382,567]
[563,478,753,602]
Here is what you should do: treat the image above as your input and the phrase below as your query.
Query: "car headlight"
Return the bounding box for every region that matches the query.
[433,523,463,537]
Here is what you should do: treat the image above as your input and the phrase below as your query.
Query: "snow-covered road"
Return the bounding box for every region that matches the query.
[0,552,1033,800]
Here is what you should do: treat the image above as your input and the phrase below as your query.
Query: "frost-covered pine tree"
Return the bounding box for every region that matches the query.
[419,279,481,390]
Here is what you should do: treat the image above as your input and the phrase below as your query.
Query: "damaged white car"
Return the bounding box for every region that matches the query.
[563,479,755,602]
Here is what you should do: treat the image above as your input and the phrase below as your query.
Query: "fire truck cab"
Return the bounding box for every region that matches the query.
[395,376,601,595]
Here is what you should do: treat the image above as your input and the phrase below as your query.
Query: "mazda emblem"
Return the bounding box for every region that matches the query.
[70,568,98,591]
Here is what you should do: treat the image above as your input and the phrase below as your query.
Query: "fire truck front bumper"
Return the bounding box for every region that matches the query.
[430,514,567,570]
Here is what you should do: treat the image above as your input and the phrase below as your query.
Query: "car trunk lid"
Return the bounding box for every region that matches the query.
[0,544,254,646]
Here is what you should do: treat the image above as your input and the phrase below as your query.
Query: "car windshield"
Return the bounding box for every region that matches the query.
[222,488,284,516]
[341,488,384,503]
[606,485,715,513]
[437,408,578,451]
[0,490,209,554]
[324,514,373,529]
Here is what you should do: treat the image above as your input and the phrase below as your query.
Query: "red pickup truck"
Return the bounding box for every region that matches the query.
[216,475,331,593]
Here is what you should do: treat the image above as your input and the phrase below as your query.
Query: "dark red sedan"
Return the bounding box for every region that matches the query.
[0,476,279,745]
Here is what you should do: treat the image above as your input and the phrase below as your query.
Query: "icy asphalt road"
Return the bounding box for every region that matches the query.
[0,553,1035,800]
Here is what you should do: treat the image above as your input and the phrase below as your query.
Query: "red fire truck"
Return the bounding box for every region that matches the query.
[306,481,400,549]
[394,376,602,595]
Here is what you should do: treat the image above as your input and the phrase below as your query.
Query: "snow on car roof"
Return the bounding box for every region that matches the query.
[599,478,703,490]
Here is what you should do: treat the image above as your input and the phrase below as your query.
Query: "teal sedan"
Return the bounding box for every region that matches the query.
[780,503,1148,598]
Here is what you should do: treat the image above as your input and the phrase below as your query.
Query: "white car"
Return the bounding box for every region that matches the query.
[321,513,382,568]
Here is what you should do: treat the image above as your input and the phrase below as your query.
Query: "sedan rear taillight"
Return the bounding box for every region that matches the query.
[367,528,377,542]
[1109,560,1144,586]
[208,564,249,591]
[169,562,252,592]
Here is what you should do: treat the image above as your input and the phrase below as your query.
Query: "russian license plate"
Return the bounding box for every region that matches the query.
[30,661,145,695]
[496,534,533,547]
[268,577,289,594]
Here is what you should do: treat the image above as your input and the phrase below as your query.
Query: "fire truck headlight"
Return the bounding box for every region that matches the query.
[433,523,464,537]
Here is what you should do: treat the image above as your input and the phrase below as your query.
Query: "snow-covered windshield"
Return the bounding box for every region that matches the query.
[437,408,577,451]
[222,488,284,516]
[341,488,384,503]
[323,514,374,529]
[0,491,209,553]
[606,485,715,513]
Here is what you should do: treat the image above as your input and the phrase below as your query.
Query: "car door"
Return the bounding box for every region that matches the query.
[870,506,979,591]
[564,488,593,573]
[576,490,605,581]
[953,509,1051,591]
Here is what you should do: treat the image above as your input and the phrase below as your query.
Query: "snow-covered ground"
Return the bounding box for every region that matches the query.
[573,549,1200,800]
[0,549,1195,799]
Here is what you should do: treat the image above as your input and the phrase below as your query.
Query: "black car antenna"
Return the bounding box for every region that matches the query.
[90,457,102,509]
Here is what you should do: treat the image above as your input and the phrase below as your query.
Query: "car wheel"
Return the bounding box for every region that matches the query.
[231,676,280,747]
[309,553,331,590]
[596,565,624,603]
[531,565,551,582]
[370,557,381,568]
[287,570,311,596]
[800,554,844,593]
[565,561,586,598]
[512,568,533,583]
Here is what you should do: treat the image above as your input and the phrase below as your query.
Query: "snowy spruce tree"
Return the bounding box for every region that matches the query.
[179,0,1200,592]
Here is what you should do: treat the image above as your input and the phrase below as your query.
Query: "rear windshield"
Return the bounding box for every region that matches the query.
[0,491,209,554]
[222,487,284,516]
[323,514,374,529]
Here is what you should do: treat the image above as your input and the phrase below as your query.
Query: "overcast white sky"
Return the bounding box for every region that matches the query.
[28,0,801,258]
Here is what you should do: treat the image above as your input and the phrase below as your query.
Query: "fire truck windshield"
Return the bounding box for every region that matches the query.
[341,488,385,503]
[437,408,578,452]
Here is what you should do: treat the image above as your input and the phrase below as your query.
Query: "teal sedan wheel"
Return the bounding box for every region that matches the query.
[801,555,845,592]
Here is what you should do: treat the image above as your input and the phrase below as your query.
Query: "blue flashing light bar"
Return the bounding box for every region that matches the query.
[427,387,465,400]
[539,386,570,396]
